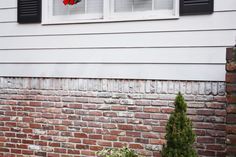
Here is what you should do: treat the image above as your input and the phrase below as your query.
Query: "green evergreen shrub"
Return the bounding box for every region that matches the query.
[161,92,198,157]
[97,147,138,157]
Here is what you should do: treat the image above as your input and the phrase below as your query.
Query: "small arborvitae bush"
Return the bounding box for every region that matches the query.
[97,147,138,157]
[162,92,198,157]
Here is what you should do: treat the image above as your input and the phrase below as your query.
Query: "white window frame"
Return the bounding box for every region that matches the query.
[42,0,179,24]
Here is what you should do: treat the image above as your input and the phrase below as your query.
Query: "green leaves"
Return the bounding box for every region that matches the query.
[162,92,198,157]
[97,147,138,157]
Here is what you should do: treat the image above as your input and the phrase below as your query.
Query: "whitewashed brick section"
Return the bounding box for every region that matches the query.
[0,77,225,96]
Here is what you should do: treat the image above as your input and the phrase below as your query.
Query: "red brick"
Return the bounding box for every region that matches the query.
[206,144,225,151]
[135,125,152,132]
[151,114,168,120]
[142,132,159,138]
[227,146,236,155]
[143,107,160,113]
[49,142,60,147]
[198,150,215,156]
[0,148,9,152]
[226,84,236,93]
[68,138,81,143]
[89,134,102,139]
[103,112,117,117]
[111,106,127,111]
[135,138,149,144]
[29,101,41,107]
[126,131,141,137]
[150,139,165,145]
[102,123,117,129]
[119,137,134,142]
[17,144,28,149]
[226,73,236,83]
[29,123,41,129]
[135,113,150,119]
[228,135,236,144]
[74,133,88,138]
[97,141,112,147]
[197,137,215,143]
[81,150,95,156]
[227,95,236,103]
[103,135,117,141]
[197,109,214,116]
[129,144,143,149]
[226,125,236,134]
[76,144,89,149]
[110,130,124,136]
[83,139,96,145]
[54,148,66,154]
[89,111,103,116]
[227,114,236,124]
[118,124,134,130]
[11,149,21,154]
[22,139,34,144]
[161,107,174,113]
[226,48,234,61]
[226,63,236,71]
[22,150,33,155]
[90,146,103,151]
[48,153,60,157]
[68,149,80,154]
[68,103,82,109]
[227,105,236,113]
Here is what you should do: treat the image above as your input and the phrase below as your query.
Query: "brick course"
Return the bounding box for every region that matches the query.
[0,78,226,157]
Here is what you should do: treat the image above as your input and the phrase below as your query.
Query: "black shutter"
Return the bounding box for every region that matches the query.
[180,0,214,15]
[17,0,41,23]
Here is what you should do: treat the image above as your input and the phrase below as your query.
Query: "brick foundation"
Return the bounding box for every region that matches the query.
[226,47,236,157]
[0,78,226,157]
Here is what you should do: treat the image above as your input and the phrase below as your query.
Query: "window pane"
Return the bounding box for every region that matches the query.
[133,0,152,12]
[154,0,173,10]
[114,0,133,12]
[53,0,103,16]
[87,0,103,13]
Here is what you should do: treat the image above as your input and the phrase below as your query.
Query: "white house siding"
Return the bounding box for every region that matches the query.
[0,0,236,81]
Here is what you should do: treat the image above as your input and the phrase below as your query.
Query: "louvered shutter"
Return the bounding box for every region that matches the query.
[17,0,41,23]
[180,0,214,15]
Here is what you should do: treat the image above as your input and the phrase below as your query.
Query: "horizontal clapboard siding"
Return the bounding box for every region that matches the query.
[0,64,225,81]
[0,0,235,81]
[0,48,226,64]
[0,8,16,23]
[0,30,235,49]
[0,11,235,36]
[0,0,16,9]
[0,0,235,10]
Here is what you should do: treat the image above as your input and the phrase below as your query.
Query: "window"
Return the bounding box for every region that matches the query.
[42,0,179,24]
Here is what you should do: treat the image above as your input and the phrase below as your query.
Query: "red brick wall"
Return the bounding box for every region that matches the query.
[0,78,226,157]
[226,47,236,157]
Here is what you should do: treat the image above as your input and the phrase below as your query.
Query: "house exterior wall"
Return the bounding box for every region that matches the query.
[0,0,235,156]
[0,78,226,157]
[0,0,235,80]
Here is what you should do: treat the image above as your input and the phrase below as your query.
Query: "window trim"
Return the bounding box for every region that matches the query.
[42,0,179,25]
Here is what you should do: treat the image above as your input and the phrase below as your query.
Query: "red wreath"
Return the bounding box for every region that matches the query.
[63,0,81,5]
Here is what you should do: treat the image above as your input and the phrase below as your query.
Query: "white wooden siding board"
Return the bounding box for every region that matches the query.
[0,0,235,11]
[0,9,16,22]
[0,64,225,81]
[0,47,226,64]
[214,0,236,11]
[0,11,236,36]
[0,30,235,49]
[0,0,16,9]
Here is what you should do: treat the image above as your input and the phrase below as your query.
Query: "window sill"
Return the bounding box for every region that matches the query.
[42,14,179,25]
